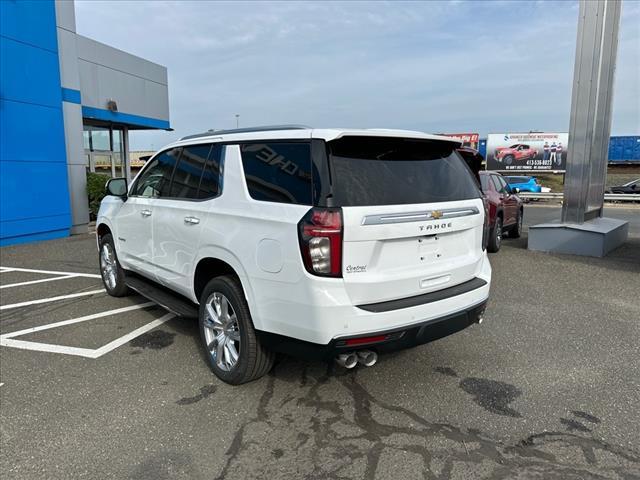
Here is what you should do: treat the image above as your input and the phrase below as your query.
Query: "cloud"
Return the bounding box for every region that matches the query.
[75,0,639,150]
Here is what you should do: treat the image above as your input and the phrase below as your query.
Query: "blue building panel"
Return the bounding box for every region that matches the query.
[0,35,63,108]
[0,0,71,246]
[0,161,71,235]
[0,99,67,163]
[0,0,58,52]
[61,88,82,104]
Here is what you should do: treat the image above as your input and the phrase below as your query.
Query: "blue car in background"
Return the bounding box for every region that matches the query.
[504,176,542,193]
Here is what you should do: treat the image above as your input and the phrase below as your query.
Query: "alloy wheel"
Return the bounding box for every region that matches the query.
[100,244,117,290]
[203,292,241,371]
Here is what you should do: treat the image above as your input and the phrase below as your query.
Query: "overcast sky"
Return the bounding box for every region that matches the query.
[75,0,639,151]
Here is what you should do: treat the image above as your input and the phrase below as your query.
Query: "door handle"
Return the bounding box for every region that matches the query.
[141,209,152,217]
[184,216,200,225]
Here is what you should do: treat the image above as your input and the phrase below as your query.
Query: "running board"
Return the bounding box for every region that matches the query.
[124,272,198,318]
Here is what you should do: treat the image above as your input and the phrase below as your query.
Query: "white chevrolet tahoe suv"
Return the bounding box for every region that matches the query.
[97,126,491,384]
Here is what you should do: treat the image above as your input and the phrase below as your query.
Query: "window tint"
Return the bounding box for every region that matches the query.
[197,144,223,199]
[169,144,211,199]
[132,148,181,198]
[327,137,480,206]
[240,142,312,205]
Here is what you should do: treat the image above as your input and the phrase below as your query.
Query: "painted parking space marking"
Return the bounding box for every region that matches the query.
[0,274,78,290]
[90,313,174,358]
[0,266,100,279]
[0,289,106,311]
[1,303,155,338]
[0,303,174,358]
[0,266,177,359]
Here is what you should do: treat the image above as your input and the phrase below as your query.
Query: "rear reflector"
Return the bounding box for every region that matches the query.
[343,335,387,346]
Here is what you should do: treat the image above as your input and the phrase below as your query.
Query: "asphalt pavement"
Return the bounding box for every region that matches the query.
[1,205,639,479]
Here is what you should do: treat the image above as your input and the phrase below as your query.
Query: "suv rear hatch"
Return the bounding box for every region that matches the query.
[325,136,485,306]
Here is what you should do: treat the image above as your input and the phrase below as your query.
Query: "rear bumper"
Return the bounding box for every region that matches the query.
[256,301,487,361]
[250,252,492,345]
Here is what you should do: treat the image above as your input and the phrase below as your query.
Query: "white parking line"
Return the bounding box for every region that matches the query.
[0,265,177,359]
[0,303,173,358]
[0,289,106,311]
[91,313,174,358]
[0,274,78,290]
[0,303,155,339]
[0,340,97,358]
[0,266,100,279]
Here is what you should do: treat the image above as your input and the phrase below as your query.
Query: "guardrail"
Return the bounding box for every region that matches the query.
[518,192,639,202]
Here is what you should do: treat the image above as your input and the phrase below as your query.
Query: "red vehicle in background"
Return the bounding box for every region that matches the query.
[456,147,523,252]
[479,171,523,252]
[494,144,538,165]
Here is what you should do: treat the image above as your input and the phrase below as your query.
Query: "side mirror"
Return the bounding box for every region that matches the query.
[106,177,128,199]
[513,187,520,194]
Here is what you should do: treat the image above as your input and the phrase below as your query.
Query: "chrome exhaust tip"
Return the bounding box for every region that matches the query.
[357,350,377,367]
[336,352,358,369]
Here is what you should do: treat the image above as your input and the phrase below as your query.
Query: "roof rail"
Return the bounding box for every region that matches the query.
[179,124,312,141]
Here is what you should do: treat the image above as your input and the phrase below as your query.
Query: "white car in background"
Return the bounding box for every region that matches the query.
[96,126,491,384]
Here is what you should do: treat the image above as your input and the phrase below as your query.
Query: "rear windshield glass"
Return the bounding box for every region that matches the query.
[327,137,481,206]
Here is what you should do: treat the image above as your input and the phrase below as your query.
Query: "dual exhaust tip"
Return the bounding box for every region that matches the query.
[336,350,377,369]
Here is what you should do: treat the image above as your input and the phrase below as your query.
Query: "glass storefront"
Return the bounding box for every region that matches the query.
[83,124,128,178]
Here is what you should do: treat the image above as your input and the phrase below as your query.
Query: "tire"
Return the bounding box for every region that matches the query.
[504,155,514,165]
[510,209,523,238]
[99,233,129,297]
[199,275,275,385]
[487,216,502,253]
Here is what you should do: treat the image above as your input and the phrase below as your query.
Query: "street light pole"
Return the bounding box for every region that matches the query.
[235,114,240,129]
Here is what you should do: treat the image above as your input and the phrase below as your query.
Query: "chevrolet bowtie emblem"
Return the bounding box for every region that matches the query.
[430,210,443,220]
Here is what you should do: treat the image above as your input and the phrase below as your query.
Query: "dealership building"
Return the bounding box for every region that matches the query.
[1,0,170,246]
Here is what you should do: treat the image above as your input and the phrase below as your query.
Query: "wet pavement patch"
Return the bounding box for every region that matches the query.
[176,385,217,406]
[560,417,591,433]
[130,330,176,350]
[572,410,601,424]
[459,377,522,418]
[434,366,458,377]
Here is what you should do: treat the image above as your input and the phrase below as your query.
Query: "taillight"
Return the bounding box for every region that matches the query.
[298,207,343,277]
[481,196,490,251]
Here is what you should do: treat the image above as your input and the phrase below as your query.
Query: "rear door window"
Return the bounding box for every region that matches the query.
[239,142,312,205]
[327,136,480,206]
[197,144,223,199]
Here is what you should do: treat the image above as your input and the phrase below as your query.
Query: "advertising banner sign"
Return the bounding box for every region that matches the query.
[486,132,568,171]
[444,133,479,150]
